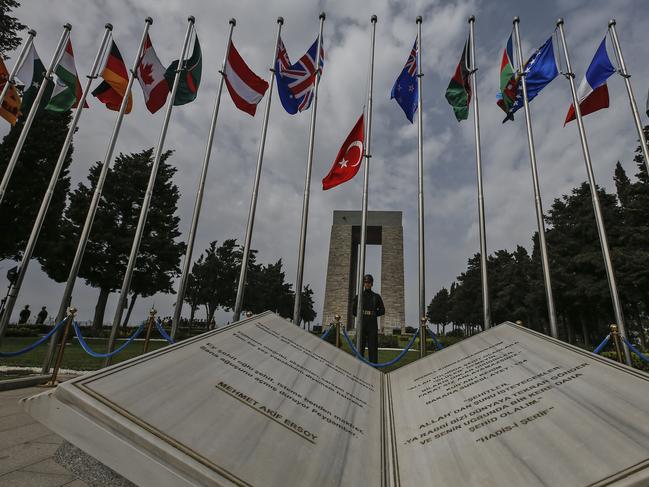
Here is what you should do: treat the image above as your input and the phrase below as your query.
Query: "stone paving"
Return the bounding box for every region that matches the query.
[0,385,87,487]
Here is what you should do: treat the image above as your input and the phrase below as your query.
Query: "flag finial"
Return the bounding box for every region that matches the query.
[556,17,564,26]
[188,16,195,23]
[320,12,326,20]
[513,16,520,24]
[468,15,475,23]
[105,23,113,31]
[229,18,236,26]
[416,15,423,24]
[145,17,153,25]
[64,23,72,31]
[277,17,284,25]
[608,19,616,27]
[28,29,36,37]
[371,14,377,23]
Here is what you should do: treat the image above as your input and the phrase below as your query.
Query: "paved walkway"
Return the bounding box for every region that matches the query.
[0,386,87,487]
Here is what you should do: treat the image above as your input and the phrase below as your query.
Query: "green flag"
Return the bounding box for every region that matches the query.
[445,40,472,122]
[165,34,202,106]
[16,44,52,115]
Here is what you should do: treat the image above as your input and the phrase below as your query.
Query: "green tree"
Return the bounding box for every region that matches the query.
[41,148,184,333]
[0,0,25,59]
[0,110,73,261]
[299,285,316,326]
[244,259,294,318]
[427,287,450,334]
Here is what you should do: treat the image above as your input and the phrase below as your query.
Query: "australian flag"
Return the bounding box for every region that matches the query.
[391,40,418,123]
[506,36,559,121]
[275,36,325,114]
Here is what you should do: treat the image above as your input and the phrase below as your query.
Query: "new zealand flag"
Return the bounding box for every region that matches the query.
[275,36,325,114]
[391,40,418,123]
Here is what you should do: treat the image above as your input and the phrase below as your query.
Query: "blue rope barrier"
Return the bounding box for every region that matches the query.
[155,319,175,344]
[426,327,444,350]
[341,328,420,368]
[73,322,145,358]
[0,317,69,357]
[593,334,611,354]
[622,337,649,365]
[320,326,333,340]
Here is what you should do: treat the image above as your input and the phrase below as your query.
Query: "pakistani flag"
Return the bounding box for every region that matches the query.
[46,39,85,112]
[165,34,202,106]
[15,43,51,114]
[445,39,472,122]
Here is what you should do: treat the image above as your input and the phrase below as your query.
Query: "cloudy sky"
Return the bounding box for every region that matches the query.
[2,0,647,329]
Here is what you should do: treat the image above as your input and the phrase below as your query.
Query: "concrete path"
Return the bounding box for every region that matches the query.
[0,386,87,487]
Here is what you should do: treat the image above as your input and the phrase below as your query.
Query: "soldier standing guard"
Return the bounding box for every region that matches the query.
[352,274,385,363]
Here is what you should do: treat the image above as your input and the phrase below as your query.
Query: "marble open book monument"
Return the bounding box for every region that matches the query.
[23,311,649,486]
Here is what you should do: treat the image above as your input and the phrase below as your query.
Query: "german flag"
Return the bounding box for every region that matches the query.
[92,40,133,113]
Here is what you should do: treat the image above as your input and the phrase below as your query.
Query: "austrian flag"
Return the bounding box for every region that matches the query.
[224,41,269,116]
[137,34,170,114]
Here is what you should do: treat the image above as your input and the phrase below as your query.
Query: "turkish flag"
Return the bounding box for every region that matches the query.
[322,113,364,190]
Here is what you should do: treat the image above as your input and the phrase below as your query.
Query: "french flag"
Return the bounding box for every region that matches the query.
[565,37,616,124]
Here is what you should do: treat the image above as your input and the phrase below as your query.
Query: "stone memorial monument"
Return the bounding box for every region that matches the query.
[321,210,405,333]
[23,312,649,486]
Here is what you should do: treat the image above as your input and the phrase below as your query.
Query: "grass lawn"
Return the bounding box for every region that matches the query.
[0,337,169,372]
[1,330,442,374]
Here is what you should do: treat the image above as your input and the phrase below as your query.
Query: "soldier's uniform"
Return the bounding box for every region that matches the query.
[352,275,385,363]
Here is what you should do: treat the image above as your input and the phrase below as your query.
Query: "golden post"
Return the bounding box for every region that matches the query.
[610,324,624,364]
[334,314,341,348]
[47,307,77,386]
[142,307,157,354]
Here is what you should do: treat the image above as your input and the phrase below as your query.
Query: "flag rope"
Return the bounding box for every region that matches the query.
[74,321,145,358]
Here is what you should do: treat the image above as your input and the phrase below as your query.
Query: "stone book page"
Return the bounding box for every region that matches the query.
[385,322,649,487]
[50,312,385,487]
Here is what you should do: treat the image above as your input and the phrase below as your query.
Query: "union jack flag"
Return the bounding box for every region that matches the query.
[275,36,325,114]
[404,42,417,76]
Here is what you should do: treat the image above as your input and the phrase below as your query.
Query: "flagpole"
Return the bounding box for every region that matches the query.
[415,16,428,355]
[556,18,631,365]
[0,29,37,110]
[171,18,235,340]
[512,17,559,339]
[41,18,152,373]
[292,12,326,327]
[0,25,112,343]
[105,17,195,366]
[468,15,491,331]
[355,15,377,352]
[232,17,284,322]
[607,19,649,177]
[0,24,71,206]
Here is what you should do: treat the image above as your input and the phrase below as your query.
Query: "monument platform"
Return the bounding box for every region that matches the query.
[21,312,649,486]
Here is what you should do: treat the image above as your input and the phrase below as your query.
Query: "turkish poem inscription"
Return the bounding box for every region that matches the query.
[75,313,383,487]
[388,324,649,487]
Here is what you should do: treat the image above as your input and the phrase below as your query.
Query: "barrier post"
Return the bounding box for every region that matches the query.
[610,324,624,364]
[142,307,157,354]
[419,316,427,358]
[46,307,76,386]
[334,314,341,348]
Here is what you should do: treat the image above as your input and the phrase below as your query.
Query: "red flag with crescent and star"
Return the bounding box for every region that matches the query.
[322,113,364,190]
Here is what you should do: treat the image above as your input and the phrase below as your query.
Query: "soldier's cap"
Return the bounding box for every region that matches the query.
[363,274,374,283]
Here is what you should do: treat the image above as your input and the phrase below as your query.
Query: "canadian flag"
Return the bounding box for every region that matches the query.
[224,41,269,116]
[137,34,170,114]
[322,114,364,190]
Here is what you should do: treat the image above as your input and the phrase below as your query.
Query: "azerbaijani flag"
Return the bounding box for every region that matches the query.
[445,39,472,122]
[46,39,87,112]
[497,33,518,114]
[92,40,133,113]
[564,37,616,125]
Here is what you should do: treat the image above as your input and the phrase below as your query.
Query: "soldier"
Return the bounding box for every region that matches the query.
[18,304,30,324]
[352,274,385,363]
